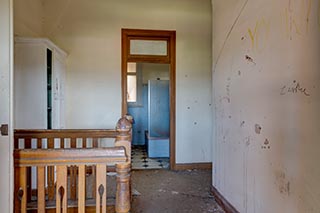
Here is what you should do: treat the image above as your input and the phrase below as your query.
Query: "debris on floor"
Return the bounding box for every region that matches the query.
[131,169,225,213]
[132,188,142,196]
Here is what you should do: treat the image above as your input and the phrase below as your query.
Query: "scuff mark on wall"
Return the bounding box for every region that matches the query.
[245,55,256,65]
[240,121,245,127]
[245,136,251,146]
[275,170,291,196]
[280,80,311,96]
[219,96,231,103]
[226,78,231,97]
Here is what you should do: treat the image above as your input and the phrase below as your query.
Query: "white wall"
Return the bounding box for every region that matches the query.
[213,0,320,212]
[14,0,213,164]
[141,63,169,84]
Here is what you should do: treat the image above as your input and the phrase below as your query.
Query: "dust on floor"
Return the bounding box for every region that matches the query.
[131,169,225,213]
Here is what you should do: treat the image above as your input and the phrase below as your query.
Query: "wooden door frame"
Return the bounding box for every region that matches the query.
[121,28,176,170]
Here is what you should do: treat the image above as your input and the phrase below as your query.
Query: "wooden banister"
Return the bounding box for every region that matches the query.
[14,129,118,140]
[14,147,130,213]
[14,116,132,212]
[14,148,128,167]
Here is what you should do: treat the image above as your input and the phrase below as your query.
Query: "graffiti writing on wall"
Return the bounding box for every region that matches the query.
[248,18,270,51]
[280,80,311,96]
[284,0,313,39]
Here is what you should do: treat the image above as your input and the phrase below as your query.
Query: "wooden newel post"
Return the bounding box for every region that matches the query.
[115,163,131,213]
[115,117,132,162]
[115,117,132,213]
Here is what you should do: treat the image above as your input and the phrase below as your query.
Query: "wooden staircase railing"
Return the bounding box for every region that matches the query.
[13,117,132,213]
[14,148,130,213]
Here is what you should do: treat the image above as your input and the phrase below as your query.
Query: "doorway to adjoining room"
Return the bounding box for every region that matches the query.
[127,62,170,169]
[121,29,176,169]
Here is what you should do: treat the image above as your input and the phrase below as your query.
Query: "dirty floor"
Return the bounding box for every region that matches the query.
[131,169,225,213]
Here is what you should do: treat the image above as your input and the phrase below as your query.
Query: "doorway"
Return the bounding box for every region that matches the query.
[121,29,176,170]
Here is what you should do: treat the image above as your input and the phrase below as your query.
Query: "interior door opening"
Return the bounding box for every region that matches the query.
[127,62,170,169]
[121,29,176,170]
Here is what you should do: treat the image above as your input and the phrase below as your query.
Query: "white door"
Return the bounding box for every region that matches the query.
[0,0,13,212]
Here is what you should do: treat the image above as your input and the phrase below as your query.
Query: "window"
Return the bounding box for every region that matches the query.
[127,62,143,106]
[127,63,137,102]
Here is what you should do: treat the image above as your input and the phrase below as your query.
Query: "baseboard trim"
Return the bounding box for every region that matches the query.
[174,162,212,170]
[210,185,239,213]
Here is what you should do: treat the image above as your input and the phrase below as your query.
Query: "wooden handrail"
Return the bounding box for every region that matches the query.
[14,129,118,139]
[14,147,127,167]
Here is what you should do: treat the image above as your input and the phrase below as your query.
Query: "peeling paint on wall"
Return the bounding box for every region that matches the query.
[255,124,262,134]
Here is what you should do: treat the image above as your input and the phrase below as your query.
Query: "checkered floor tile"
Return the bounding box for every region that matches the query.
[131,146,169,170]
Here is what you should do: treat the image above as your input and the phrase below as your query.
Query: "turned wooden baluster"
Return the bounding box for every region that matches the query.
[70,137,77,200]
[115,117,132,213]
[91,138,98,199]
[115,163,131,213]
[47,137,55,201]
[24,138,32,202]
